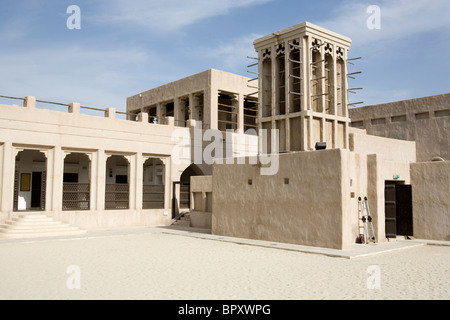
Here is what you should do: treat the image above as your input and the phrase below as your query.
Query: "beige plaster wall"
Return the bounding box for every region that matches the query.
[349,127,416,163]
[349,93,450,162]
[212,149,353,250]
[411,161,450,241]
[190,176,212,229]
[0,102,187,228]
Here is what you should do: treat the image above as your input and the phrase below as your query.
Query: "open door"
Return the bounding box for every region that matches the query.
[385,182,413,238]
[396,185,413,236]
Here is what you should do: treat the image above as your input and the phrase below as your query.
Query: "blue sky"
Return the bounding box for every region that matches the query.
[0,0,449,113]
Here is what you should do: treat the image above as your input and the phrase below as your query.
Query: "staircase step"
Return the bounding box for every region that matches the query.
[173,220,190,227]
[8,219,62,226]
[0,213,86,239]
[1,223,71,230]
[18,213,49,219]
[0,226,81,233]
[0,229,86,239]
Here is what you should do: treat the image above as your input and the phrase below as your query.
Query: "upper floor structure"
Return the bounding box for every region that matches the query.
[253,22,352,153]
[126,69,259,134]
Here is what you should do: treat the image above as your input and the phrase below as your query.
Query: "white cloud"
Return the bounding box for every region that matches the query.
[91,0,273,32]
[201,33,262,73]
[318,0,450,47]
[0,46,158,111]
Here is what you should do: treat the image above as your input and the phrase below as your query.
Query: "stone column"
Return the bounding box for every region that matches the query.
[135,153,143,211]
[69,102,80,114]
[105,108,116,119]
[237,94,244,134]
[174,97,182,127]
[0,142,14,214]
[44,148,54,212]
[96,149,106,211]
[50,146,64,212]
[23,96,36,108]
[89,151,98,210]
[207,87,218,130]
[156,102,162,124]
[128,154,137,210]
[138,112,148,123]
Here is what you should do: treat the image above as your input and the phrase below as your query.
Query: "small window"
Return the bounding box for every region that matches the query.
[248,179,253,186]
[116,175,128,184]
[415,112,429,120]
[391,115,406,123]
[284,178,290,185]
[63,173,78,183]
[351,121,364,128]
[371,118,385,125]
[435,110,449,118]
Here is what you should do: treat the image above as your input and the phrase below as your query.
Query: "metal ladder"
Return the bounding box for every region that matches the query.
[358,197,376,244]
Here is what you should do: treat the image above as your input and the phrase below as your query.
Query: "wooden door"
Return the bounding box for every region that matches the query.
[385,183,397,238]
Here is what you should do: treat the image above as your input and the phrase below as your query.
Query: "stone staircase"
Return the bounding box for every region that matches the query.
[170,212,191,228]
[0,213,87,239]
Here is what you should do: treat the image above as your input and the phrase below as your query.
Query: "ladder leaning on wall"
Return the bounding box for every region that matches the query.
[358,197,376,244]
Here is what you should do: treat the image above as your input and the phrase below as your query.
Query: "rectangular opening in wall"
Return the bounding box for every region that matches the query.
[391,115,406,123]
[194,93,204,125]
[63,173,78,183]
[276,119,286,153]
[276,51,286,115]
[435,109,449,118]
[262,57,272,117]
[244,97,258,134]
[205,192,212,212]
[177,97,189,127]
[336,58,346,117]
[218,92,238,132]
[325,120,334,148]
[415,112,429,120]
[289,117,302,151]
[337,122,346,149]
[164,101,174,119]
[371,118,386,125]
[324,54,334,115]
[289,43,302,113]
[147,105,157,124]
[116,175,128,184]
[351,120,364,128]
[312,117,322,145]
[261,121,272,154]
[311,50,323,113]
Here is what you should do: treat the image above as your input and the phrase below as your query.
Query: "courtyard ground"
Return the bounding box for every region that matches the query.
[0,227,449,300]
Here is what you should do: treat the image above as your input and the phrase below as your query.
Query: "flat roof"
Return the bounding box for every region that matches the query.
[253,21,352,47]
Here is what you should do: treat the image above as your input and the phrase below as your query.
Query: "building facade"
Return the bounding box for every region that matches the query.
[0,70,258,234]
[0,22,448,247]
[208,22,449,249]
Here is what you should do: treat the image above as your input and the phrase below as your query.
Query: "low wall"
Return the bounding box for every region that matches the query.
[411,161,450,241]
[212,149,352,250]
[349,128,416,163]
[190,176,212,229]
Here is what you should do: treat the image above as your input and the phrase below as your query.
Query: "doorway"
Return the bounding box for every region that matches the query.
[14,150,47,211]
[385,182,413,238]
[31,172,43,208]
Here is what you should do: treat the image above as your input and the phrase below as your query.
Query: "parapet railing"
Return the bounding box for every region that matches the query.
[0,94,138,119]
[0,94,210,129]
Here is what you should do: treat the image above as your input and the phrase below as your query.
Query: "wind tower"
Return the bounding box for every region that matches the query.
[252,22,353,153]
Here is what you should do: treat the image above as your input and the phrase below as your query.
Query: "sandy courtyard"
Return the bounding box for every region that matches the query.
[0,228,449,300]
